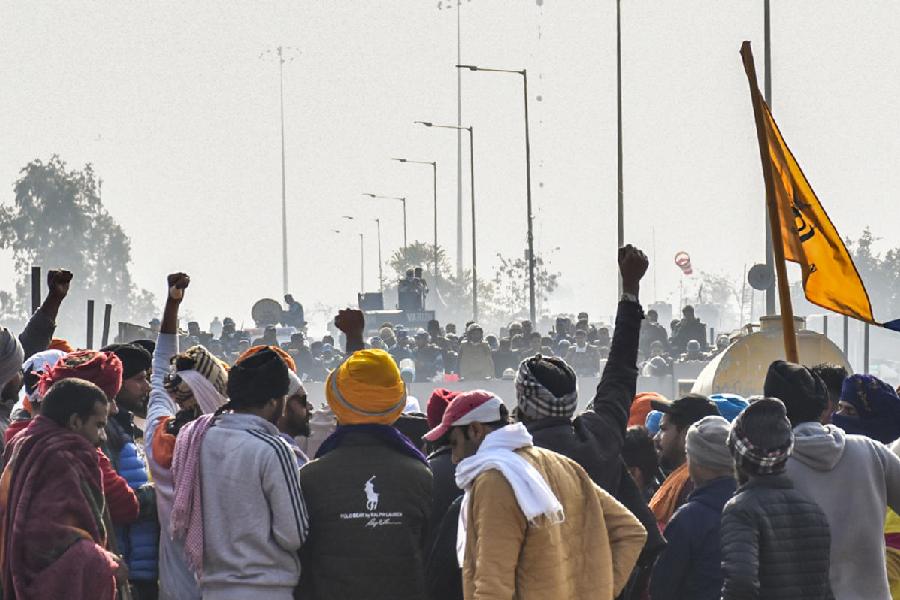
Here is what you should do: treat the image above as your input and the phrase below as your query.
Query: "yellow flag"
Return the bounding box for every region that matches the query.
[741,43,876,325]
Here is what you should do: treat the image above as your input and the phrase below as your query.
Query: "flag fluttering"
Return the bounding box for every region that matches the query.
[740,41,900,333]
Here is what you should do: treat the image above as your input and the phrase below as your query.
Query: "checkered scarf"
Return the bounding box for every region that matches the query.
[515,355,578,420]
[727,418,793,476]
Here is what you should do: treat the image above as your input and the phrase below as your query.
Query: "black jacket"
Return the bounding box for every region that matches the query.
[425,495,464,600]
[524,301,666,600]
[296,431,433,600]
[426,446,461,550]
[720,474,833,600]
[650,476,736,600]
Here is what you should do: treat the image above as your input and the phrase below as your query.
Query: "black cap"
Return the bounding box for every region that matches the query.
[650,393,719,426]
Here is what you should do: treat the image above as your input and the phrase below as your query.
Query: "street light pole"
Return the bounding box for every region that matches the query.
[616,0,624,297]
[457,64,536,323]
[362,194,407,250]
[393,158,439,283]
[375,218,384,293]
[359,233,365,294]
[416,121,478,321]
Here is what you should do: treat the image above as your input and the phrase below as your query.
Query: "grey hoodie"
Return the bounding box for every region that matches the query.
[786,422,900,600]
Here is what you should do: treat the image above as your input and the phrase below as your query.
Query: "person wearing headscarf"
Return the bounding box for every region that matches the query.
[296,309,432,600]
[6,348,67,431]
[767,360,900,600]
[34,350,141,528]
[0,379,125,600]
[721,398,833,599]
[276,369,312,466]
[172,348,308,599]
[0,269,74,445]
[827,374,900,598]
[650,416,735,600]
[144,273,227,600]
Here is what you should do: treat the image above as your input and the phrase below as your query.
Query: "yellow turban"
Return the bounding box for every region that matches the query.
[326,349,406,425]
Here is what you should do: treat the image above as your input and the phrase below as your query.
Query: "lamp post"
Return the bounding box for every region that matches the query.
[362,193,407,250]
[392,158,438,284]
[342,216,364,293]
[416,121,479,321]
[457,64,535,323]
[374,218,384,293]
[260,46,300,296]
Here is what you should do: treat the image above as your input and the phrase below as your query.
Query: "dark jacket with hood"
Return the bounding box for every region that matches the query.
[720,473,833,600]
[426,445,461,549]
[524,300,666,600]
[650,476,735,600]
[296,430,432,600]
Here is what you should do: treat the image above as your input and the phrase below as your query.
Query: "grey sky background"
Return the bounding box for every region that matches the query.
[1,1,899,335]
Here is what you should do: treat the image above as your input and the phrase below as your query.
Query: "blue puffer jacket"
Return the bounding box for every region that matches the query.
[112,425,160,581]
[649,475,736,600]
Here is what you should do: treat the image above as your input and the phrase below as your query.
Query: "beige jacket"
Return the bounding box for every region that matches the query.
[462,446,647,600]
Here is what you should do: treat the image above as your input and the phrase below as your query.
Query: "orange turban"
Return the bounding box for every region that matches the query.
[237,345,296,373]
[326,349,405,425]
[629,392,667,428]
[49,338,75,353]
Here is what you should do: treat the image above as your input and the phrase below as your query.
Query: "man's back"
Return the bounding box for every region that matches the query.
[462,446,646,600]
[721,474,832,600]
[199,413,307,598]
[297,430,432,600]
[787,422,900,599]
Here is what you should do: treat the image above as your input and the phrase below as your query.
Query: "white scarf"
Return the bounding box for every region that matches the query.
[454,423,565,565]
[178,369,228,415]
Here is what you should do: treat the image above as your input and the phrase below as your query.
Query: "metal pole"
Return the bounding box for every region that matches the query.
[456,1,463,277]
[843,314,849,359]
[376,218,384,293]
[432,162,439,284]
[864,322,870,374]
[522,69,536,323]
[763,0,776,316]
[469,127,478,322]
[86,300,95,350]
[402,198,408,250]
[101,304,112,347]
[30,266,41,315]
[359,233,364,293]
[823,314,828,339]
[616,0,624,297]
[279,46,289,296]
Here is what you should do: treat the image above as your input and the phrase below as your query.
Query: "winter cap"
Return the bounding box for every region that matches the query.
[0,330,24,388]
[228,347,289,408]
[763,360,828,427]
[326,349,406,425]
[515,354,578,420]
[427,388,461,429]
[424,390,505,442]
[685,415,733,471]
[727,397,794,476]
[102,343,152,380]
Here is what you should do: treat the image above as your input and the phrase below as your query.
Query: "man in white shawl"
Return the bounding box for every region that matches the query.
[424,389,647,600]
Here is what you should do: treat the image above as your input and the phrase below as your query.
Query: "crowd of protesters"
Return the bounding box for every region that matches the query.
[1,245,900,599]
[190,296,715,385]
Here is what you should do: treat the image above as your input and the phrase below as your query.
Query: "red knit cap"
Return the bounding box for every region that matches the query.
[39,350,123,401]
[427,388,461,430]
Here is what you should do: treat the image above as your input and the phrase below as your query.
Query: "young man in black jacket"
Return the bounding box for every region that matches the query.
[513,244,666,600]
[721,398,832,600]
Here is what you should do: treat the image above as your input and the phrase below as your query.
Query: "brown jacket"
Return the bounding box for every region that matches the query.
[462,446,647,600]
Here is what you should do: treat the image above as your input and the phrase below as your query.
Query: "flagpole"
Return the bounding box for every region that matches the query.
[763,0,776,317]
[740,41,799,363]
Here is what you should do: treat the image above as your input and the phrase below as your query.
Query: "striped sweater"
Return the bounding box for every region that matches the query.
[198,412,309,599]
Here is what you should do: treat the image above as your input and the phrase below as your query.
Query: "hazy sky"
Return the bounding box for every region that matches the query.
[2,1,899,335]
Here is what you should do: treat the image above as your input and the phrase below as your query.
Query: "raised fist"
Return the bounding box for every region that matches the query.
[334,309,365,338]
[618,245,649,292]
[47,270,73,299]
[167,273,190,301]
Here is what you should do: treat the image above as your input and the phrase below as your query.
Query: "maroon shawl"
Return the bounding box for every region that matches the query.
[0,416,117,600]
